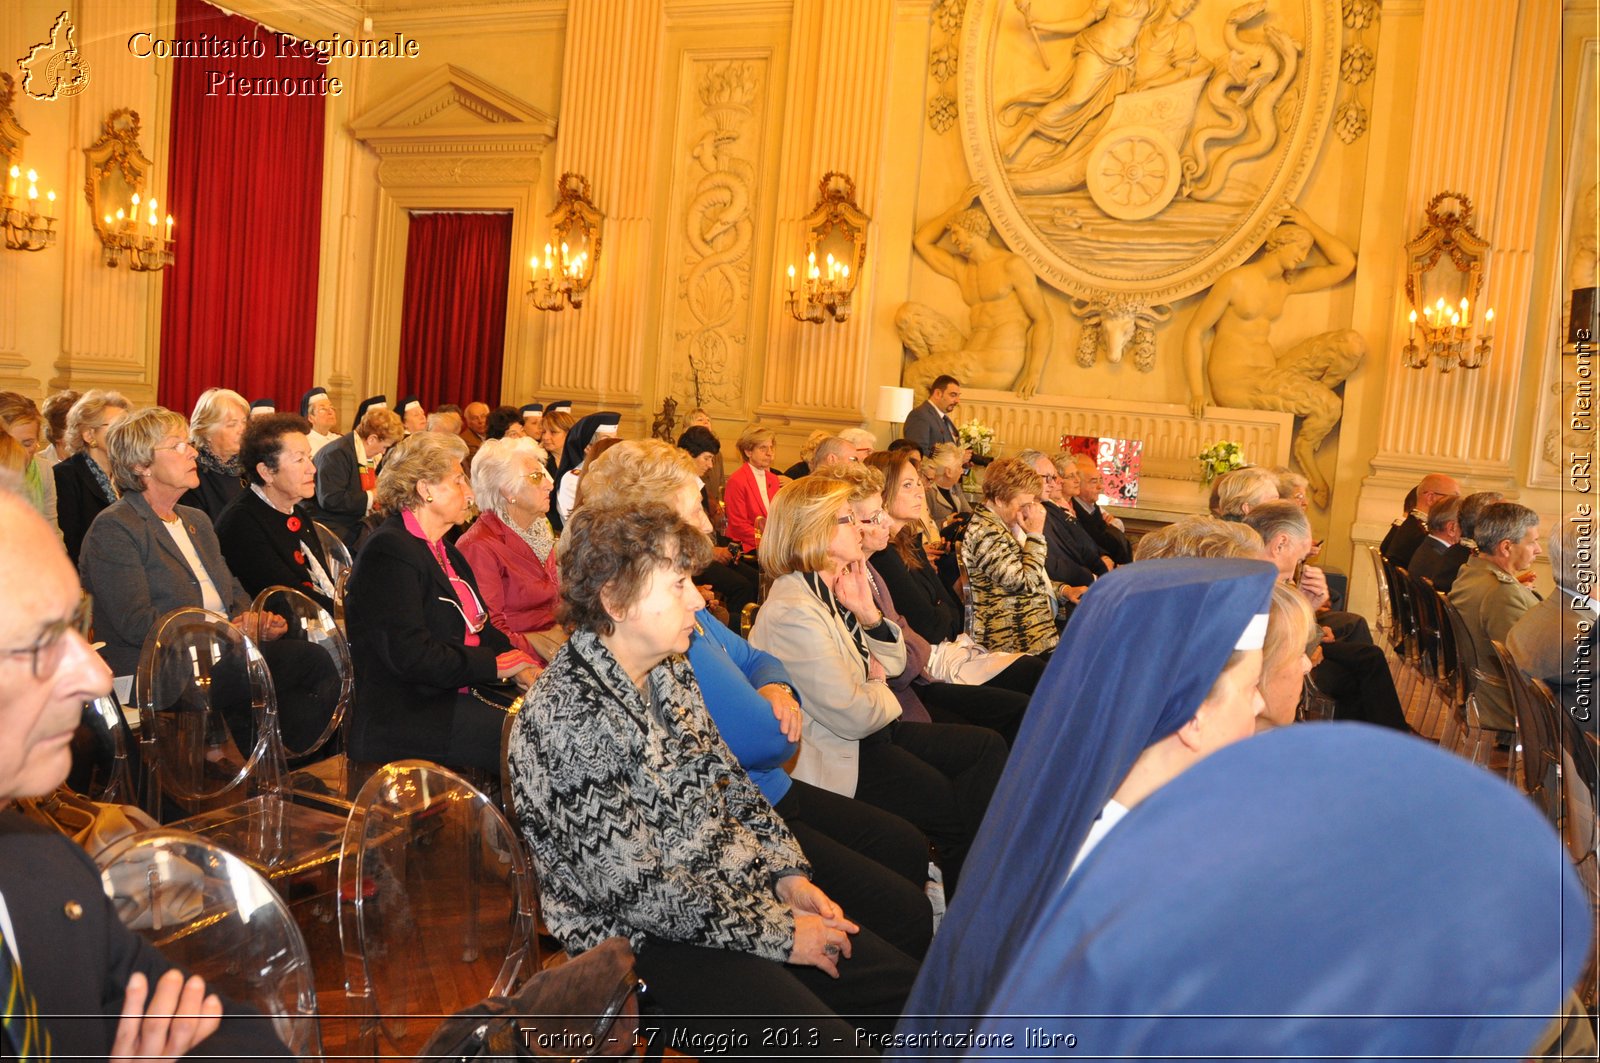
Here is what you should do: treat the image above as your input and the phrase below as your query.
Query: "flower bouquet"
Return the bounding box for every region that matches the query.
[1197,440,1247,485]
[957,419,996,500]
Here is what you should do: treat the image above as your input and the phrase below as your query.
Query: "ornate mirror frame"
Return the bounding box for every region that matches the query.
[83,109,154,249]
[1403,190,1488,324]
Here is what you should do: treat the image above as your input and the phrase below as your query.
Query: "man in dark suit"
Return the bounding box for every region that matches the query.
[903,375,964,459]
[1020,451,1101,600]
[1408,494,1472,593]
[309,406,403,546]
[0,485,287,1060]
[1380,472,1460,566]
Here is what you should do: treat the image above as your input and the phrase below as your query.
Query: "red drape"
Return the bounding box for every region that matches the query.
[158,0,325,413]
[397,213,513,408]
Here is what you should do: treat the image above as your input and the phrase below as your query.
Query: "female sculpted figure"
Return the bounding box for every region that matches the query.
[900,187,1055,399]
[1000,0,1158,165]
[1183,205,1363,508]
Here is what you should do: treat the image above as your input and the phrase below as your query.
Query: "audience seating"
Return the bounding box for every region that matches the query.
[134,607,349,886]
[337,760,539,1058]
[95,828,324,1059]
[249,585,355,799]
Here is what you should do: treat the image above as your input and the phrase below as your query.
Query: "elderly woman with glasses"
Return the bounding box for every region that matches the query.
[53,390,130,564]
[456,436,564,667]
[749,476,1007,895]
[77,408,339,752]
[345,432,538,773]
[179,388,251,522]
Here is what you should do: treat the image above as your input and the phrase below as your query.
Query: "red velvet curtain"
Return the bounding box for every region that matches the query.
[397,213,513,408]
[158,0,325,413]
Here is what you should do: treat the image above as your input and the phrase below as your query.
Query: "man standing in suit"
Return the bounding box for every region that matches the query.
[1409,494,1471,592]
[1380,472,1460,566]
[903,375,964,458]
[0,484,287,1059]
[1509,516,1597,719]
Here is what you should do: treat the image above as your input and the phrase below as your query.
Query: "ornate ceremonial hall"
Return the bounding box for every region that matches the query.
[0,0,1594,1059]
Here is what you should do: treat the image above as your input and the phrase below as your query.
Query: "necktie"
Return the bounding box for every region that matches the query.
[943,415,955,441]
[0,926,51,1061]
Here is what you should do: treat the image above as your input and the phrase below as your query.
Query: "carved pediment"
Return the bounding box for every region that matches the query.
[349,64,556,156]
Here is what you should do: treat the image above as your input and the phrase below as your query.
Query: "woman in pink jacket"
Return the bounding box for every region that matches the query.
[457,437,565,667]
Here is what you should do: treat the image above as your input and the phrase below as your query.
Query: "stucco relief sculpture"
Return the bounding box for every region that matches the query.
[956,0,1338,369]
[1183,205,1362,508]
[897,186,1055,399]
[671,63,761,410]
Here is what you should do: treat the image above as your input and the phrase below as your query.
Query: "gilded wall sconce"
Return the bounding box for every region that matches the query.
[0,73,58,252]
[528,172,602,311]
[785,171,869,324]
[1401,191,1494,372]
[84,109,174,271]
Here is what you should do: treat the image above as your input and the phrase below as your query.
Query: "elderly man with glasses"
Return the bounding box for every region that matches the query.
[0,482,289,1059]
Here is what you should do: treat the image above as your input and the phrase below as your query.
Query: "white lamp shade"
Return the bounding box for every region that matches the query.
[875,385,915,424]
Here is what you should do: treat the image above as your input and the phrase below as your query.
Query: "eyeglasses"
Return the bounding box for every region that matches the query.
[836,513,857,526]
[1,594,93,679]
[522,471,550,486]
[856,510,888,527]
[154,439,196,456]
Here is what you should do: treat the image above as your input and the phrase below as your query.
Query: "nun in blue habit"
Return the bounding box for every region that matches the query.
[896,557,1279,1042]
[968,723,1591,1060]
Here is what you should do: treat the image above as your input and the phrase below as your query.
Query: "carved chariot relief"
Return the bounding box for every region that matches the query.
[956,0,1340,367]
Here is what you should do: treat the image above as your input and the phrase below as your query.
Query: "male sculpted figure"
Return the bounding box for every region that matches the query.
[1184,204,1363,508]
[901,186,1055,400]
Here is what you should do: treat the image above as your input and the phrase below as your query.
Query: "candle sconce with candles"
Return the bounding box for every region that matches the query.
[528,172,602,311]
[784,171,869,324]
[84,109,174,272]
[0,74,57,252]
[1401,191,1494,372]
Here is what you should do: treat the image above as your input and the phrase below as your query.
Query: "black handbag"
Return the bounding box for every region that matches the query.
[419,936,641,1061]
[469,680,526,714]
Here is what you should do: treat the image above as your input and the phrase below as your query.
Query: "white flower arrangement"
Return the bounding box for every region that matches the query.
[957,419,996,458]
[1197,440,1247,485]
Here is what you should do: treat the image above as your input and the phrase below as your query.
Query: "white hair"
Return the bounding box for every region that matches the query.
[470,436,550,512]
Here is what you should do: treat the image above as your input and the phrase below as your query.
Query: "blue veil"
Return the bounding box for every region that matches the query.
[971,724,1591,1060]
[897,557,1279,1038]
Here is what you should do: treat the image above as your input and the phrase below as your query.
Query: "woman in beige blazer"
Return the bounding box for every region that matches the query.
[749,475,1006,895]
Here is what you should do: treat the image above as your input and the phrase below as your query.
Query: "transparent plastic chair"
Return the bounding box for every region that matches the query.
[96,828,324,1060]
[337,760,538,1058]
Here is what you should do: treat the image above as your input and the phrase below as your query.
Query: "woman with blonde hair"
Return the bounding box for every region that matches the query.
[345,431,538,771]
[723,423,782,554]
[456,436,564,666]
[750,475,1006,894]
[181,387,251,520]
[0,391,57,527]
[53,389,130,563]
[1258,582,1317,729]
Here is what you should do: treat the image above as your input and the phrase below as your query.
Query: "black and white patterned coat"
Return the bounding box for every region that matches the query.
[507,629,811,960]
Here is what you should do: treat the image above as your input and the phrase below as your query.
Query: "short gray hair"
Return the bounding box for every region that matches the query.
[1473,502,1540,557]
[1210,467,1280,519]
[810,436,855,466]
[838,428,877,452]
[1242,500,1312,547]
[107,407,189,494]
[188,387,249,448]
[1426,494,1462,533]
[1458,491,1504,541]
[470,436,549,510]
[1015,448,1050,470]
[1134,515,1264,560]
[374,431,469,514]
[1548,513,1595,591]
[929,442,964,472]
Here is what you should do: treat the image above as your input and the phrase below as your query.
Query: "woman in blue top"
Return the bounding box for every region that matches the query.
[587,439,935,960]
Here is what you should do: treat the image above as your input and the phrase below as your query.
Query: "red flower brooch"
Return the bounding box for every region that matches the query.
[286,516,303,533]
[293,549,306,565]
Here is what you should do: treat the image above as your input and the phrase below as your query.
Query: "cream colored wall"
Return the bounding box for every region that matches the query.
[3,1,1587,607]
